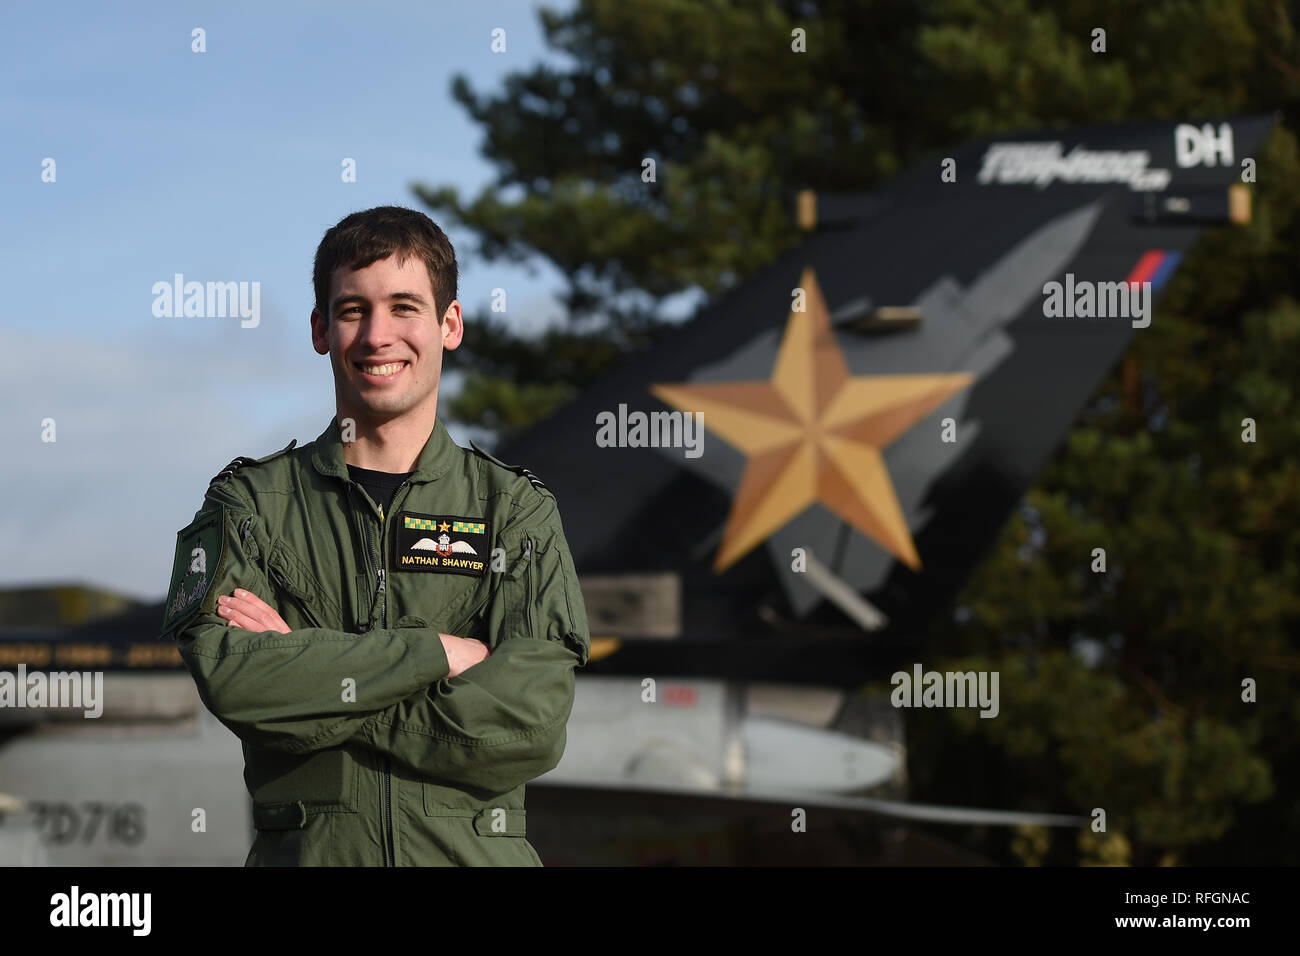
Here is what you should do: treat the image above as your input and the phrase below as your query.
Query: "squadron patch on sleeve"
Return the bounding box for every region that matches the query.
[395,512,491,577]
[161,505,226,637]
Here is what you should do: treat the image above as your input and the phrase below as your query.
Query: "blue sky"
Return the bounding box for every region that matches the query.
[0,0,589,600]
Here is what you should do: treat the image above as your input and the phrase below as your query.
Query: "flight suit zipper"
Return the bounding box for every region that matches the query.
[349,480,404,867]
[377,479,411,868]
[367,506,392,868]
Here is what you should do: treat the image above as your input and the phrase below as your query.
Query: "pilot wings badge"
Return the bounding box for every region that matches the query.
[395,512,490,578]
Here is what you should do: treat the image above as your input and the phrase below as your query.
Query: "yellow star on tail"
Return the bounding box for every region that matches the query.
[651,266,974,574]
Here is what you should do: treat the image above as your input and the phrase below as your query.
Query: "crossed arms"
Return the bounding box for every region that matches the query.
[215,587,490,679]
[172,480,590,794]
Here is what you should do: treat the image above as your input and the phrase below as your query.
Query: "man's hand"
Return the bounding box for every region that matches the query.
[439,633,490,679]
[217,589,291,634]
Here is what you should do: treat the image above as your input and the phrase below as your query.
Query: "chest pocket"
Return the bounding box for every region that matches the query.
[402,530,531,649]
[416,561,500,646]
[477,528,534,650]
[237,513,343,631]
[267,540,343,630]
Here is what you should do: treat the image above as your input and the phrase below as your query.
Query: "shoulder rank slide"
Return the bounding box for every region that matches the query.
[518,466,547,492]
[208,440,298,487]
[469,439,548,492]
[209,457,258,487]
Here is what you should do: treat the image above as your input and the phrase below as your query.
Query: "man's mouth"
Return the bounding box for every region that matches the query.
[355,360,408,380]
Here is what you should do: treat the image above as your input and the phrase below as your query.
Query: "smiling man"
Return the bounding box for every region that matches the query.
[160,205,590,866]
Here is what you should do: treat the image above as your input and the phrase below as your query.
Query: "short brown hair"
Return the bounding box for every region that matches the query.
[313,206,458,323]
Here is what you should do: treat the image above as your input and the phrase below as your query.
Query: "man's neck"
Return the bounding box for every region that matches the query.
[339,405,437,473]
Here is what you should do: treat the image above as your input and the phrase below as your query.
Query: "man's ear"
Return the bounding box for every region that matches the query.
[442,301,464,350]
[310,308,329,355]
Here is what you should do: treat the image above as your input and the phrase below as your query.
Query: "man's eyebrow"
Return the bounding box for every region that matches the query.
[332,292,430,310]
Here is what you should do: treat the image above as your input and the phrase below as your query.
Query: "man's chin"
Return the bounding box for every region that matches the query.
[339,393,435,425]
[355,403,408,422]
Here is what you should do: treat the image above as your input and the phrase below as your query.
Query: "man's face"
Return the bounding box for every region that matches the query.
[310,253,462,426]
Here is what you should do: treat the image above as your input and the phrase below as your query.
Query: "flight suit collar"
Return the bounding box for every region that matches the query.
[310,414,459,484]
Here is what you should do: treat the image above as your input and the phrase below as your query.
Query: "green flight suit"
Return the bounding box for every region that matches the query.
[160,416,590,866]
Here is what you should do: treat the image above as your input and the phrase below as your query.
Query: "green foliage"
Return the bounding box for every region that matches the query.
[419,0,955,435]
[929,124,1300,863]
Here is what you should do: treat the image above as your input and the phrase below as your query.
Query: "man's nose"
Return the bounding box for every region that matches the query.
[359,307,400,346]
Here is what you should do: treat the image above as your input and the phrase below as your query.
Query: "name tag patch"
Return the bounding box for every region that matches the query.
[395,512,491,577]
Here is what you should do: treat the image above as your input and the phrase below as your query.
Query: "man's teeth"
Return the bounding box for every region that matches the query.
[360,362,405,375]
